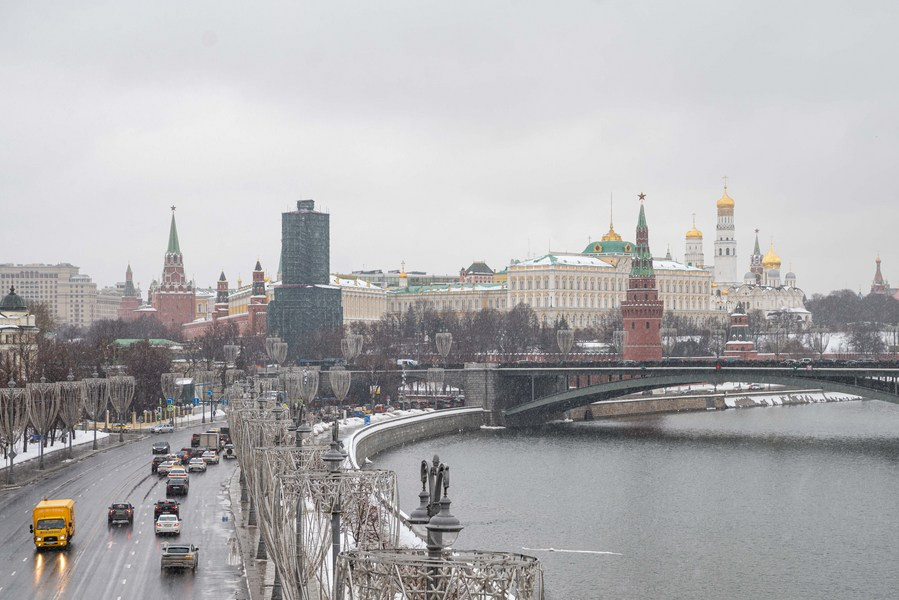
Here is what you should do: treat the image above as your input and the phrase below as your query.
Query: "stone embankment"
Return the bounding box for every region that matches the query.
[346,407,487,468]
[567,388,860,420]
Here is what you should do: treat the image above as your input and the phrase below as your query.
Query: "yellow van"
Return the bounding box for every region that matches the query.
[31,498,75,549]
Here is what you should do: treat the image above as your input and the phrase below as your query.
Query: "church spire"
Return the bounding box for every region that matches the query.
[753,229,761,256]
[167,206,181,255]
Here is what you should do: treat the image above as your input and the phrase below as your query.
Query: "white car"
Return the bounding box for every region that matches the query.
[155,514,181,536]
[187,458,207,473]
[201,451,219,465]
[151,424,174,434]
[157,460,178,476]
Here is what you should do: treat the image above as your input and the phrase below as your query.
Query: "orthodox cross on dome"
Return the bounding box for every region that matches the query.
[722,175,728,191]
[692,213,697,227]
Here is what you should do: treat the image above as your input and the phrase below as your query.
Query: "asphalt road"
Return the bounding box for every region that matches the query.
[0,424,247,600]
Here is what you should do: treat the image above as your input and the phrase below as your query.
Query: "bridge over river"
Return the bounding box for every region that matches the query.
[391,363,899,427]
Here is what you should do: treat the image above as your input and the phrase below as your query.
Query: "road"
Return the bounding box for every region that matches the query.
[0,424,248,600]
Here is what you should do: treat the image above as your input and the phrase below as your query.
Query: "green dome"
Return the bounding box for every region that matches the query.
[582,239,636,255]
[0,286,27,311]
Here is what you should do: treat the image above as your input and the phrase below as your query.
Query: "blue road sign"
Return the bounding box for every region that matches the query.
[166,397,173,405]
[363,415,371,426]
[193,397,199,406]
[207,389,213,396]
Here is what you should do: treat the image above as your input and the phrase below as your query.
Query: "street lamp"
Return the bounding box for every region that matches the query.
[407,455,463,600]
[321,431,346,587]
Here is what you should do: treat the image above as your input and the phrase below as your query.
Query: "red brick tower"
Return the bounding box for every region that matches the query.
[723,302,758,359]
[118,263,142,321]
[621,194,663,362]
[152,207,196,328]
[214,271,229,319]
[248,260,268,334]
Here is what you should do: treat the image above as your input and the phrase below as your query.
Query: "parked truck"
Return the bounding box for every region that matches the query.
[197,432,220,450]
[31,498,75,550]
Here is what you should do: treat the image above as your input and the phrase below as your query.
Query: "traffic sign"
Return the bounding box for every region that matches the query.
[193,397,199,406]
[167,405,174,412]
[363,415,371,426]
[166,398,173,405]
[207,389,213,396]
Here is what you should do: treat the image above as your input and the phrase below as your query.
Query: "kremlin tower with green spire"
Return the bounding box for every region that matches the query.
[620,194,663,362]
[151,207,196,328]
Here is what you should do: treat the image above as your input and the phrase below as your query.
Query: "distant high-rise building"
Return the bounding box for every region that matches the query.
[266,200,342,357]
[150,208,196,329]
[0,263,100,327]
[621,195,663,362]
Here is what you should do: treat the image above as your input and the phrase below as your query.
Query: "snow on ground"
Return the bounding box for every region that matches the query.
[723,391,859,409]
[2,427,110,468]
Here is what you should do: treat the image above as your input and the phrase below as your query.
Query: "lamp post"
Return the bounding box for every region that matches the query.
[108,375,135,443]
[26,376,59,470]
[557,328,574,362]
[407,455,463,600]
[321,433,345,595]
[0,379,27,484]
[83,371,108,450]
[57,370,83,459]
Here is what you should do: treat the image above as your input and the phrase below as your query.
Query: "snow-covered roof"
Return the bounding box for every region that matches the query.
[652,259,706,272]
[513,253,615,268]
[331,275,383,290]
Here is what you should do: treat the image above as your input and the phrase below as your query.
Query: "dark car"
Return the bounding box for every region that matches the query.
[152,441,170,455]
[166,481,189,496]
[154,499,180,519]
[190,433,201,448]
[108,502,134,525]
[151,455,169,473]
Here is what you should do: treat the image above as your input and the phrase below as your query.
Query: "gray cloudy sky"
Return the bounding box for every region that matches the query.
[2,1,896,296]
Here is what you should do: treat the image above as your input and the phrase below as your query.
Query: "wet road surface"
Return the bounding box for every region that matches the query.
[0,425,247,599]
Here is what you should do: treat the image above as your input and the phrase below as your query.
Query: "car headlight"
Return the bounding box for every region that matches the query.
[60,535,66,540]
[35,537,42,541]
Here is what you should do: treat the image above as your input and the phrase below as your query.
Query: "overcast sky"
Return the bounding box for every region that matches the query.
[2,1,896,297]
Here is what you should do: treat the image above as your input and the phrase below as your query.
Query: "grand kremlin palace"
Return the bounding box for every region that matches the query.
[387,221,715,328]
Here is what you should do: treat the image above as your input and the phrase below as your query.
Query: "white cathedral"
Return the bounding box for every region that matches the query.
[684,183,810,324]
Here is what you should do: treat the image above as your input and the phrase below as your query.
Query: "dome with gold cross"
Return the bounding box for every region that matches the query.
[685,214,702,239]
[762,243,781,269]
[716,188,735,209]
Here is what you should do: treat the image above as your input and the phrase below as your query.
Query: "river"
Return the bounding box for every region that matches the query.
[371,400,899,600]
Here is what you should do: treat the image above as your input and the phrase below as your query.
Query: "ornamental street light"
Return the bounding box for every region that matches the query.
[26,375,59,470]
[0,379,28,484]
[321,432,346,592]
[341,333,363,364]
[557,328,574,360]
[407,455,463,600]
[83,371,108,450]
[57,370,84,459]
[108,375,135,443]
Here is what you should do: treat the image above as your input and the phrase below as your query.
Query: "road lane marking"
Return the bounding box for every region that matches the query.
[11,571,15,576]
[126,564,131,569]
[122,578,126,585]
[22,557,27,562]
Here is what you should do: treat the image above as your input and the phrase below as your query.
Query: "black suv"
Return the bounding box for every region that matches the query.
[108,503,134,525]
[151,455,169,473]
[154,499,180,519]
[152,441,170,455]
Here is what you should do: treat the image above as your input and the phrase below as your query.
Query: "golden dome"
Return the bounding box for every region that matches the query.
[762,243,782,269]
[686,227,702,239]
[601,224,622,242]
[716,189,735,209]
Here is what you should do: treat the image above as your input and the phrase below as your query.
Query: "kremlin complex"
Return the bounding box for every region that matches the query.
[108,184,819,343]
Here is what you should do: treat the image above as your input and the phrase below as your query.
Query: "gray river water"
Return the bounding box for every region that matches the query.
[372,400,899,600]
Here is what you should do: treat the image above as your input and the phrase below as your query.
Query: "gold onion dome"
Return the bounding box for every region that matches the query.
[762,243,782,269]
[686,226,702,239]
[601,224,622,242]
[716,189,735,209]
